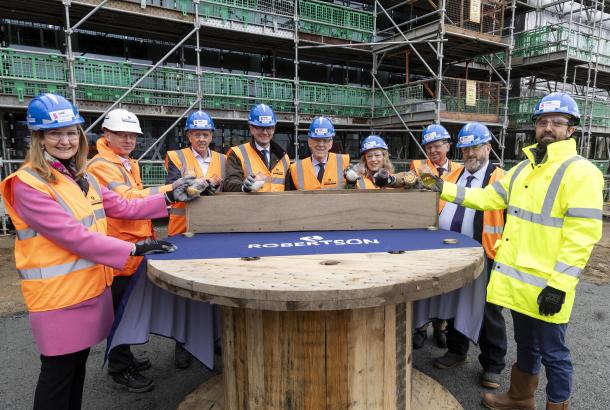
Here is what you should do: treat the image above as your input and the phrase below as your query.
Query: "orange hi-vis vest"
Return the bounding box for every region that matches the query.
[356,175,378,189]
[411,159,461,178]
[228,143,289,192]
[87,137,171,276]
[0,165,112,313]
[290,153,350,190]
[165,148,226,236]
[439,165,506,259]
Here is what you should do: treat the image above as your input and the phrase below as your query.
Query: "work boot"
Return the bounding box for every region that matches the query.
[482,364,538,410]
[433,351,468,369]
[111,367,154,393]
[413,329,427,349]
[175,343,192,369]
[433,329,447,348]
[131,356,151,372]
[546,401,569,410]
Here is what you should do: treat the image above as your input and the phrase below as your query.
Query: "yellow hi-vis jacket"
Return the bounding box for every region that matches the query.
[165,148,226,236]
[87,137,172,276]
[228,143,289,192]
[440,139,603,323]
[0,165,112,312]
[290,153,350,190]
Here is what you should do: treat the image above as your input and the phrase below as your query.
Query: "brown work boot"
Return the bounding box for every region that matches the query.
[546,401,568,410]
[482,364,538,410]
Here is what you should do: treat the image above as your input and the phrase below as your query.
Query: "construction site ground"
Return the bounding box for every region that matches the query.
[0,223,608,409]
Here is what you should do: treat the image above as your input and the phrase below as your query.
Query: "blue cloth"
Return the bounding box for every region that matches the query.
[512,310,572,402]
[107,229,480,369]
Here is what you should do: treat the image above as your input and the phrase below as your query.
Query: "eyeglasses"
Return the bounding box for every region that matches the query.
[45,130,80,142]
[425,141,448,150]
[189,132,212,140]
[251,126,275,133]
[535,118,571,128]
[310,138,332,145]
[365,152,384,160]
[109,131,138,141]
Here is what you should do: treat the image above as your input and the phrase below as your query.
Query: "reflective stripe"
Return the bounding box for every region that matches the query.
[87,173,103,197]
[107,181,128,190]
[89,157,132,187]
[297,160,305,190]
[150,186,159,194]
[493,262,547,288]
[455,185,466,205]
[483,224,504,234]
[492,181,508,205]
[541,156,583,216]
[271,178,285,184]
[23,168,73,215]
[565,207,602,220]
[507,205,564,228]
[219,154,226,179]
[237,145,253,176]
[176,149,188,175]
[16,228,37,240]
[507,160,530,202]
[169,208,186,216]
[18,258,97,280]
[117,166,132,187]
[80,215,94,227]
[554,261,582,278]
[336,155,345,188]
[357,178,367,189]
[94,208,106,220]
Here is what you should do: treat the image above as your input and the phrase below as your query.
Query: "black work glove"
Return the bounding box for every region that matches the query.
[419,172,444,192]
[373,168,396,187]
[131,239,178,256]
[537,286,566,316]
[201,179,216,196]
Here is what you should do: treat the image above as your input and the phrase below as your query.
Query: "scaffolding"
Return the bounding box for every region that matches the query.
[1,0,609,186]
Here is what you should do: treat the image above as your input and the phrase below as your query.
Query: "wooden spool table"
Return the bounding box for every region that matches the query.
[146,191,484,409]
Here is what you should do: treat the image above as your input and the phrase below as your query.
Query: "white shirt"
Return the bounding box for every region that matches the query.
[118,156,131,172]
[312,156,329,177]
[254,142,270,166]
[191,147,212,176]
[438,161,488,238]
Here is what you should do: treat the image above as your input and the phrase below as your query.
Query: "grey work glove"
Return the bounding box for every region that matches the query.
[169,175,197,202]
[344,164,361,183]
[242,174,264,192]
[373,168,396,188]
[419,172,444,192]
[185,178,216,197]
[131,239,178,256]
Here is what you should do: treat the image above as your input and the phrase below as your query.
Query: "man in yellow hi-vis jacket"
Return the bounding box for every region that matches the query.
[422,92,603,410]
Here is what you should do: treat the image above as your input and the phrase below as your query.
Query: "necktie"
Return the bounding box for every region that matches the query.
[317,163,325,183]
[449,175,475,233]
[436,167,445,177]
[261,149,269,169]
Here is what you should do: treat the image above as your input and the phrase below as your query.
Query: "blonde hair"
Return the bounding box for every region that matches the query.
[359,149,395,175]
[25,125,89,183]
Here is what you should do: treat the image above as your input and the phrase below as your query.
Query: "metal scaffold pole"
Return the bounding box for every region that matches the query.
[293,0,300,161]
[62,0,77,105]
[561,1,574,91]
[499,0,518,167]
[194,0,203,112]
[435,0,446,124]
[584,0,604,159]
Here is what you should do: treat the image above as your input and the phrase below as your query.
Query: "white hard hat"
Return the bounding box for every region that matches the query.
[102,108,142,134]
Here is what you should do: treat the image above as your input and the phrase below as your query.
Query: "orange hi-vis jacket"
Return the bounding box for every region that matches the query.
[440,164,506,259]
[165,147,226,236]
[228,143,289,192]
[87,137,172,276]
[411,159,462,178]
[0,165,112,312]
[290,153,350,190]
[356,175,378,189]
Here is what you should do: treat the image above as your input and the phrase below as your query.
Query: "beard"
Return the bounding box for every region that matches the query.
[464,158,483,173]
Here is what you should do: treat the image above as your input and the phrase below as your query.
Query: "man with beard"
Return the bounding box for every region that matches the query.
[413,122,507,389]
[423,93,603,410]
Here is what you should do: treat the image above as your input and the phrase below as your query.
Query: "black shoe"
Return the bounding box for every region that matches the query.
[413,330,427,349]
[433,329,447,348]
[111,367,154,393]
[131,357,151,372]
[433,352,468,369]
[175,344,192,369]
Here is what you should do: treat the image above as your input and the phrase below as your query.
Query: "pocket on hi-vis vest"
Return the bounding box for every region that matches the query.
[323,178,337,186]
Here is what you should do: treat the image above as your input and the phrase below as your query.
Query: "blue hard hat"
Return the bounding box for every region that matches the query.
[26,93,84,131]
[421,124,451,145]
[456,122,492,148]
[248,104,276,127]
[360,135,388,155]
[308,116,335,138]
[532,92,580,125]
[185,110,215,131]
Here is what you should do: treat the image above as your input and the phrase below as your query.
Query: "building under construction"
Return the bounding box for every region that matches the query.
[1,0,609,186]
